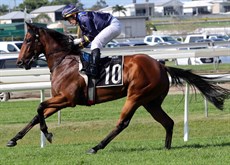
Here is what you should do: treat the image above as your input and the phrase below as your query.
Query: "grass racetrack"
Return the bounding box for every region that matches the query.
[0,94,229,165]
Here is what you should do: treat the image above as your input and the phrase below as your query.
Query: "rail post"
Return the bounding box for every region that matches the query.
[184,83,189,142]
[40,89,46,148]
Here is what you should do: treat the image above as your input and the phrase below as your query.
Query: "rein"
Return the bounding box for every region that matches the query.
[45,48,69,57]
[28,28,74,73]
[28,28,82,73]
[49,50,71,73]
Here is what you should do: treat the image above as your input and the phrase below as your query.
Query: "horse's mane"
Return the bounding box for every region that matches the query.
[40,27,81,55]
[41,28,73,49]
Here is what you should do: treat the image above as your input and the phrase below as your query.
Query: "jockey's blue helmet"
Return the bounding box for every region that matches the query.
[62,4,79,20]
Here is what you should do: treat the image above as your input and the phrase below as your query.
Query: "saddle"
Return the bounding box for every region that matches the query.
[80,51,123,105]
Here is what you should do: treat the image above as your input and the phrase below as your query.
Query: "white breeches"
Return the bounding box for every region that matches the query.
[90,18,121,50]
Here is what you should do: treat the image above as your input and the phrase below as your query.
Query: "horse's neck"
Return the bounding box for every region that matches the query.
[42,39,66,71]
[45,51,66,72]
[47,52,80,73]
[40,33,80,72]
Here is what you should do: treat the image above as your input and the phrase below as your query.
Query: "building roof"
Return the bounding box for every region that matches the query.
[0,11,33,20]
[125,2,154,7]
[31,5,65,13]
[154,0,173,6]
[183,1,213,7]
[99,6,113,11]
[163,0,183,7]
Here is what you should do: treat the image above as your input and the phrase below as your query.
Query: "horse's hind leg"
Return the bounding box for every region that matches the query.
[144,101,174,149]
[88,100,138,154]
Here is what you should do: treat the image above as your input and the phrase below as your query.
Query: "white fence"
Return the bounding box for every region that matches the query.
[0,68,51,148]
[183,74,230,141]
[0,46,230,147]
[101,43,230,59]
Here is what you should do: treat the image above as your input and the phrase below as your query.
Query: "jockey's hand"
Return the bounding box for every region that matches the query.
[74,38,82,45]
[71,42,84,51]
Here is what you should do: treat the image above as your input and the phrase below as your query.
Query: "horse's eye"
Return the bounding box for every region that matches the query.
[25,38,31,43]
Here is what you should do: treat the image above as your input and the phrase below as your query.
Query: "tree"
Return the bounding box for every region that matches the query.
[18,0,49,13]
[146,21,157,35]
[0,4,9,15]
[50,0,80,5]
[112,5,127,17]
[17,0,84,13]
[33,13,52,23]
[50,0,84,10]
[90,0,108,11]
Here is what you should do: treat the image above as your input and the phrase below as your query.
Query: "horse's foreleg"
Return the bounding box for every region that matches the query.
[37,95,71,143]
[144,101,174,149]
[7,115,39,147]
[88,100,137,154]
[37,103,53,143]
[7,107,58,147]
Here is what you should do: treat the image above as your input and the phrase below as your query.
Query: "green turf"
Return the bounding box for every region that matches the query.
[0,94,229,164]
[166,61,230,73]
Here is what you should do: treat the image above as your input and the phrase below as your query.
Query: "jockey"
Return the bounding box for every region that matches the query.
[62,4,121,78]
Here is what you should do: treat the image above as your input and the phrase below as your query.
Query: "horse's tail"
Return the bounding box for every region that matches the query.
[165,66,230,110]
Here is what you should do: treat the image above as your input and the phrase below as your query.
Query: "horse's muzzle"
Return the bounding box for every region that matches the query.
[16,60,24,68]
[16,60,31,70]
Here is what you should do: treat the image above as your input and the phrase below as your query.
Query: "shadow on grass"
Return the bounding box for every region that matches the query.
[172,142,230,150]
[108,142,230,153]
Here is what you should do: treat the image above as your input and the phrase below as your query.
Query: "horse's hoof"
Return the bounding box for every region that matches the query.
[6,140,17,147]
[46,133,53,143]
[165,146,171,150]
[87,148,97,154]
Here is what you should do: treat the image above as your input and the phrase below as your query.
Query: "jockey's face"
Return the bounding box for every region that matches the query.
[67,15,77,26]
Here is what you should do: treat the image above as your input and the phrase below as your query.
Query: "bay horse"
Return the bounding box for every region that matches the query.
[7,22,230,154]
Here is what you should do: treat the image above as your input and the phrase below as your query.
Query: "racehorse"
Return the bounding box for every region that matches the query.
[7,22,230,154]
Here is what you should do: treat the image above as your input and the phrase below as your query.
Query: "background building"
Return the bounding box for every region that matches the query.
[155,0,183,16]
[118,16,147,38]
[100,1,154,17]
[30,5,65,23]
[0,11,34,24]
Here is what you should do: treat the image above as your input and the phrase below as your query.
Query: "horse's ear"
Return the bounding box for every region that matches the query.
[25,22,33,29]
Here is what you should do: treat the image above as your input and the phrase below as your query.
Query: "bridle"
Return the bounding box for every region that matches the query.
[26,28,43,64]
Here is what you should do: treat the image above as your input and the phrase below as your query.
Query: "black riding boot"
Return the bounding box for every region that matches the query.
[84,48,100,78]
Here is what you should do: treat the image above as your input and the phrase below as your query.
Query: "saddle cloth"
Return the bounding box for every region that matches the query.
[79,51,123,88]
